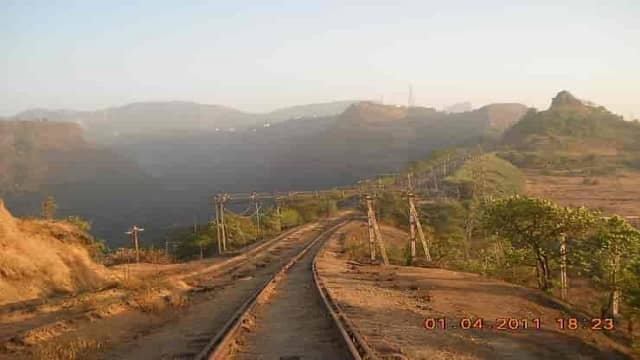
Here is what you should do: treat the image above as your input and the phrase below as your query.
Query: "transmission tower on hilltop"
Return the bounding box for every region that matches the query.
[408,84,415,108]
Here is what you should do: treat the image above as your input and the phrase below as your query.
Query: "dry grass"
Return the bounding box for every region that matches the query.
[32,338,105,360]
[340,222,411,265]
[525,169,640,218]
[0,200,115,306]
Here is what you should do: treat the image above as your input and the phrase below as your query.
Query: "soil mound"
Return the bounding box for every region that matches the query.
[0,200,114,305]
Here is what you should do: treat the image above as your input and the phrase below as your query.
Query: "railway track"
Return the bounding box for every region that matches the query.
[100,222,334,359]
[195,218,378,360]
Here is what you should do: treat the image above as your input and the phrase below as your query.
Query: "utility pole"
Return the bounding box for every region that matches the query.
[213,196,222,254]
[409,196,417,261]
[365,194,389,265]
[559,234,568,301]
[408,193,432,261]
[275,197,283,233]
[365,195,376,262]
[407,173,417,261]
[126,225,144,264]
[221,194,229,251]
[251,192,261,240]
[214,193,229,253]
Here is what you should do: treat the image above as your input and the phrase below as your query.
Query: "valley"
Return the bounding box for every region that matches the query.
[2,90,640,359]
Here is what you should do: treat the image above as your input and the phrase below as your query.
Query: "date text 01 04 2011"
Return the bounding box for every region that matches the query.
[423,318,616,331]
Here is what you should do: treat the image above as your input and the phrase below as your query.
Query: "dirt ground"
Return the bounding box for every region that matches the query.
[316,221,637,359]
[525,169,640,218]
[0,222,326,359]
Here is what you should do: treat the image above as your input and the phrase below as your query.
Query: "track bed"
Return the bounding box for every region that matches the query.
[230,227,352,360]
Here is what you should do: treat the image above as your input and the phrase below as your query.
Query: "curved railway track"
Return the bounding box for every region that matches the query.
[100,222,333,359]
[195,218,378,360]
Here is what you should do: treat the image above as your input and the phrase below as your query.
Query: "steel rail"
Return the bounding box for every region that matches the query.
[194,218,357,360]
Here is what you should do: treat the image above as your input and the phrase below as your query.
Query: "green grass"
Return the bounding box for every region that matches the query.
[444,153,525,197]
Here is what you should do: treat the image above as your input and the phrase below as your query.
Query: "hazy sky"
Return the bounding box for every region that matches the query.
[1,0,639,117]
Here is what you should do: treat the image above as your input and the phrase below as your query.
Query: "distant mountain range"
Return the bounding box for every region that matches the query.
[444,102,473,113]
[1,98,530,246]
[5,100,360,144]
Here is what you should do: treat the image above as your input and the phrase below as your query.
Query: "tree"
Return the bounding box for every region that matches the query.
[279,208,303,228]
[194,233,213,260]
[421,200,466,262]
[41,195,57,220]
[66,216,92,232]
[579,216,640,317]
[483,195,596,291]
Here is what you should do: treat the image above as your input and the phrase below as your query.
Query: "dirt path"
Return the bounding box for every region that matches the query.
[231,224,352,360]
[316,221,636,360]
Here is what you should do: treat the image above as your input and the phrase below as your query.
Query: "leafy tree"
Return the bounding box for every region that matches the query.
[377,192,408,228]
[578,216,640,317]
[194,233,213,259]
[279,208,303,228]
[289,197,340,222]
[483,195,596,290]
[421,200,467,262]
[66,216,92,232]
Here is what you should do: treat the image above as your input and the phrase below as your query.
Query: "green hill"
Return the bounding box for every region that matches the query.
[504,91,640,151]
[444,153,525,197]
[498,91,640,173]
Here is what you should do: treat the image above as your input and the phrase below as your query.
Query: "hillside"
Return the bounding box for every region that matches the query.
[0,200,114,305]
[504,91,640,151]
[444,153,525,197]
[261,100,358,122]
[0,120,164,245]
[501,91,640,170]
[106,101,529,192]
[0,120,151,192]
[2,100,527,247]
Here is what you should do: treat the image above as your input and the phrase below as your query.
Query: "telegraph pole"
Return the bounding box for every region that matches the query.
[221,194,229,251]
[251,192,261,240]
[409,196,417,261]
[213,196,222,254]
[407,174,417,261]
[214,193,229,253]
[275,197,283,233]
[408,193,432,261]
[366,196,376,262]
[560,234,568,301]
[126,225,144,263]
[365,194,389,265]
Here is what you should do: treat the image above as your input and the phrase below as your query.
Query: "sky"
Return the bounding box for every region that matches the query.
[1,0,639,118]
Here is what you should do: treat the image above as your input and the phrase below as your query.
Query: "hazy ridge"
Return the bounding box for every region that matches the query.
[2,99,527,246]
